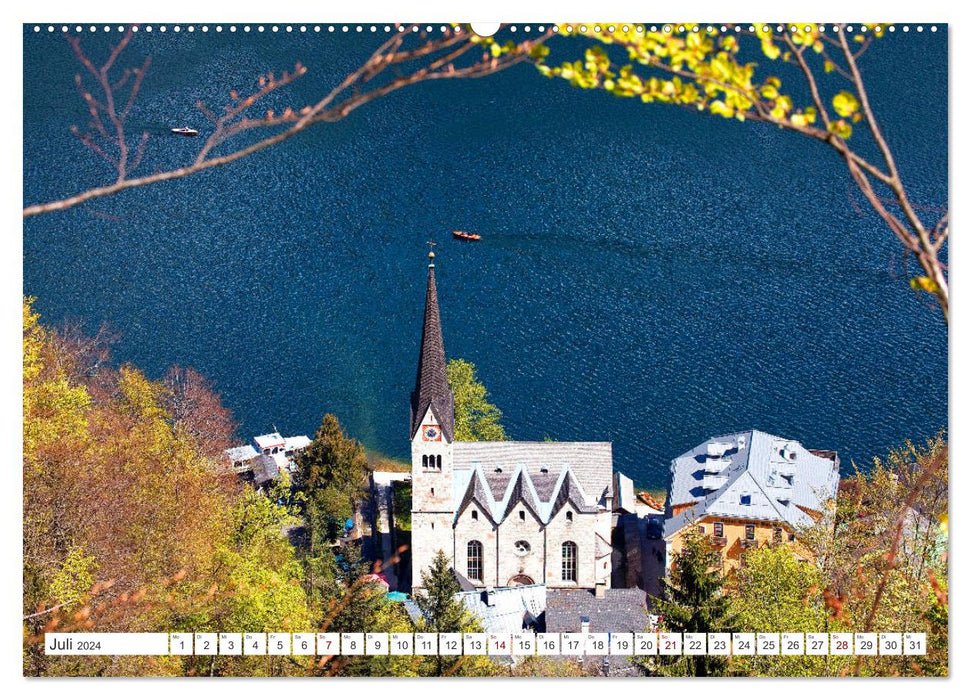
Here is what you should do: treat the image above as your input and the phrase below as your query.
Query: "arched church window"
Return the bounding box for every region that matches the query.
[562,541,578,582]
[519,510,525,521]
[566,511,573,522]
[422,455,428,468]
[467,540,483,582]
[436,455,442,469]
[471,510,478,520]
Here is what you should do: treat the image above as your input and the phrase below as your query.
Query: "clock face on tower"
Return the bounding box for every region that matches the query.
[422,425,441,442]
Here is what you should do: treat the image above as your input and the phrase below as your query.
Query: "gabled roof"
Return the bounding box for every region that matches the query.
[410,259,455,442]
[455,467,501,526]
[452,441,613,506]
[664,429,840,538]
[453,456,602,526]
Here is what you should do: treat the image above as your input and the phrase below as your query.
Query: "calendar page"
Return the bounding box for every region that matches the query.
[21,10,948,680]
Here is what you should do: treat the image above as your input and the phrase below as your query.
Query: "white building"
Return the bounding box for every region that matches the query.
[225,431,311,484]
[409,252,626,593]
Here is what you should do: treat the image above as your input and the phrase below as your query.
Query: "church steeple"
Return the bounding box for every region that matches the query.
[410,250,455,441]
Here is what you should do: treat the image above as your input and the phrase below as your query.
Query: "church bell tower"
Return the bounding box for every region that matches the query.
[410,250,456,590]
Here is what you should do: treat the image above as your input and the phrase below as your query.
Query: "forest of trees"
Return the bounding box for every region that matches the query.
[21,298,508,677]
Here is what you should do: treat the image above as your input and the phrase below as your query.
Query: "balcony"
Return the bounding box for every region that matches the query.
[712,536,728,547]
[740,538,758,549]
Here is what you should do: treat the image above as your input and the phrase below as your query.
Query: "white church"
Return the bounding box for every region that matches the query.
[409,251,622,594]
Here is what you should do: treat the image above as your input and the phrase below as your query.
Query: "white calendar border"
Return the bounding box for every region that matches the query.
[6,0,964,698]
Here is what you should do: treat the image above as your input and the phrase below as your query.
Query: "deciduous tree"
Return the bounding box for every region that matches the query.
[447,359,508,441]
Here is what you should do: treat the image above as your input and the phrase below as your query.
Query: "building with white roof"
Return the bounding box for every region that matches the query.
[663,429,840,573]
[225,430,313,484]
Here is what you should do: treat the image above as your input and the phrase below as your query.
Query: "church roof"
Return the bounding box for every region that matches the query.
[453,441,613,502]
[664,429,840,538]
[452,441,612,524]
[410,257,454,441]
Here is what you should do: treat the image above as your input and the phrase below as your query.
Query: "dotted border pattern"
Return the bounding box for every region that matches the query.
[30,24,940,35]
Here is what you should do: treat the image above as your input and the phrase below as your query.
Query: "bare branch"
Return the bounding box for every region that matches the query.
[25,25,552,218]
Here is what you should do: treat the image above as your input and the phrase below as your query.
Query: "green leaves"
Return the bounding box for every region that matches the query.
[650,530,737,676]
[528,43,549,60]
[294,413,369,549]
[447,359,508,441]
[48,547,97,609]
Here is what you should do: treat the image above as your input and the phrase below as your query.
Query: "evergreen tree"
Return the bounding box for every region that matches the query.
[294,414,369,551]
[414,550,465,632]
[412,550,498,676]
[447,359,508,441]
[648,531,737,677]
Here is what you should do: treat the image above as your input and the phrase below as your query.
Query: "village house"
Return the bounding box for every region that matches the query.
[409,251,631,594]
[663,429,840,573]
[225,431,312,485]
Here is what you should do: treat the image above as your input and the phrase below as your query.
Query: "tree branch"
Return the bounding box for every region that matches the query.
[25,25,551,219]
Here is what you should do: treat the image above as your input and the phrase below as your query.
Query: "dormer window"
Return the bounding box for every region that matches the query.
[740,493,751,506]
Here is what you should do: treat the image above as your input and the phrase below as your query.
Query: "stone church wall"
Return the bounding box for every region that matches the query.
[496,504,548,586]
[453,503,499,587]
[544,506,602,588]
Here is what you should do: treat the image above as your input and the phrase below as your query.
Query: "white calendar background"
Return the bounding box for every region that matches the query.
[44,632,926,657]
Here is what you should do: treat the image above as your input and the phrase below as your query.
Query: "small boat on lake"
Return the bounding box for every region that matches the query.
[452,230,481,242]
[171,126,199,136]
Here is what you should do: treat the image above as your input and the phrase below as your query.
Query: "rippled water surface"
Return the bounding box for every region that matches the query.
[23,27,948,487]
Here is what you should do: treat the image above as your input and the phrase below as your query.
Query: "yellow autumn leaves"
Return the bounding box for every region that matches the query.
[529,24,829,131]
[521,23,883,139]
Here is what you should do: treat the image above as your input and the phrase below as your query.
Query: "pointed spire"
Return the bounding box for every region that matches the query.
[411,250,454,440]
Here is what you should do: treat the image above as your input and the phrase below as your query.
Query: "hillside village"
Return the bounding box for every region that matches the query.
[222,253,856,672]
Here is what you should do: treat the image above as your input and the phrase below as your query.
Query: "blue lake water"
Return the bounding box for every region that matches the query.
[23,26,948,488]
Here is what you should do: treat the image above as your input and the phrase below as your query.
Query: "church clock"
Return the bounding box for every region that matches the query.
[422,425,441,442]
